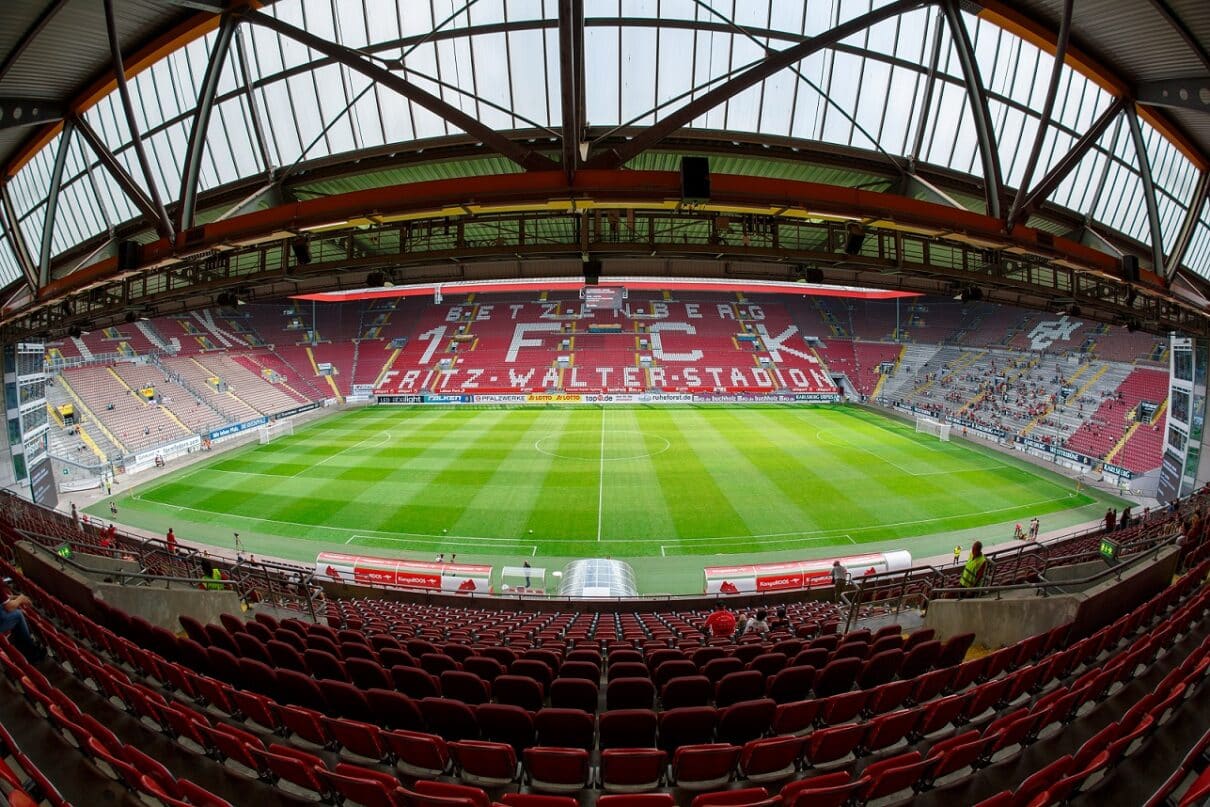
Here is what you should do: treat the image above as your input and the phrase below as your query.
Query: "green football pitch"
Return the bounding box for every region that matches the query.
[91,405,1123,594]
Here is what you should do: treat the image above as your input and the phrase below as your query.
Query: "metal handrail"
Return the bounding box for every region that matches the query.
[929,534,1177,600]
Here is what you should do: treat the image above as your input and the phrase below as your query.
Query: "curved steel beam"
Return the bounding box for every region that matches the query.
[1126,106,1167,273]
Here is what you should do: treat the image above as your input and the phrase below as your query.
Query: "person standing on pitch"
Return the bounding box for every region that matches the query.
[953,545,962,565]
[523,560,532,588]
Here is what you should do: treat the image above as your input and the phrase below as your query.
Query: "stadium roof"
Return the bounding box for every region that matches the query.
[0,0,1208,338]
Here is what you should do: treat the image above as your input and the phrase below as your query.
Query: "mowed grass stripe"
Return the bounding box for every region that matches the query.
[688,408,836,537]
[641,408,751,544]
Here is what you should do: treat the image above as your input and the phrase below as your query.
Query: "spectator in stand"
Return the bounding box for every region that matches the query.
[165,528,177,555]
[771,606,789,632]
[959,541,988,593]
[702,602,737,638]
[0,594,44,663]
[1119,506,1132,531]
[1105,508,1117,532]
[831,560,847,602]
[198,558,225,591]
[748,609,771,636]
[100,523,117,556]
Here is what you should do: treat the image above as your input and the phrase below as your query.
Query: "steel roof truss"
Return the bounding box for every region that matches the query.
[595,0,928,168]
[1019,97,1127,220]
[72,116,162,232]
[1165,170,1208,278]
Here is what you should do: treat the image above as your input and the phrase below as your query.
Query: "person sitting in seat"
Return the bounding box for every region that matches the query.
[702,602,737,638]
[0,594,45,663]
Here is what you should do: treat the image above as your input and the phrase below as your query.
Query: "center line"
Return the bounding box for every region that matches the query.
[596,406,606,542]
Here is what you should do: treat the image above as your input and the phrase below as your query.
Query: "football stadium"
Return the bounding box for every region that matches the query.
[0,1,1206,806]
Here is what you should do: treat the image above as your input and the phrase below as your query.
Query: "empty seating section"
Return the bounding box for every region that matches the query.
[110,362,226,435]
[1065,368,1169,468]
[160,357,263,423]
[59,366,191,454]
[192,353,306,415]
[234,352,327,401]
[229,354,313,404]
[813,341,901,396]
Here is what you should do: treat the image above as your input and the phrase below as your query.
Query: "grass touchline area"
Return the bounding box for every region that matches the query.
[89,404,1127,595]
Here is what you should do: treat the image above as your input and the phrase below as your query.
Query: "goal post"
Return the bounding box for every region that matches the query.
[258,419,295,444]
[914,415,951,442]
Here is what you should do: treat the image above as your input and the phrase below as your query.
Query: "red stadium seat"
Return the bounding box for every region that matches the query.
[450,740,519,786]
[669,744,741,791]
[523,747,591,793]
[600,748,667,792]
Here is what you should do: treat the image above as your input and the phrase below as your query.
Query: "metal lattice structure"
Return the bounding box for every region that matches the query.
[0,0,1207,337]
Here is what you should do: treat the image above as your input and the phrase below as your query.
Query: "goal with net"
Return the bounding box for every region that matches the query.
[258,419,295,444]
[915,415,951,441]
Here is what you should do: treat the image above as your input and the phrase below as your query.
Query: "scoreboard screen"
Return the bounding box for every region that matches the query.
[582,285,626,310]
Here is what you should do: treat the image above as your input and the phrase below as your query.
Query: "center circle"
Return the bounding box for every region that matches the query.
[534,430,671,461]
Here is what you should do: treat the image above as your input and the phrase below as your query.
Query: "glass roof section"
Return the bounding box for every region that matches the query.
[1,0,1207,291]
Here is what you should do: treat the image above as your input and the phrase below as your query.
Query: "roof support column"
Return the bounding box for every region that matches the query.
[1164,170,1208,277]
[38,117,74,285]
[1006,0,1073,232]
[0,184,38,290]
[101,0,175,241]
[941,0,1003,218]
[1125,105,1167,272]
[177,13,237,232]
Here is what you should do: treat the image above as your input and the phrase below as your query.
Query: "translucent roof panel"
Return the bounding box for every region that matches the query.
[10,0,1208,282]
